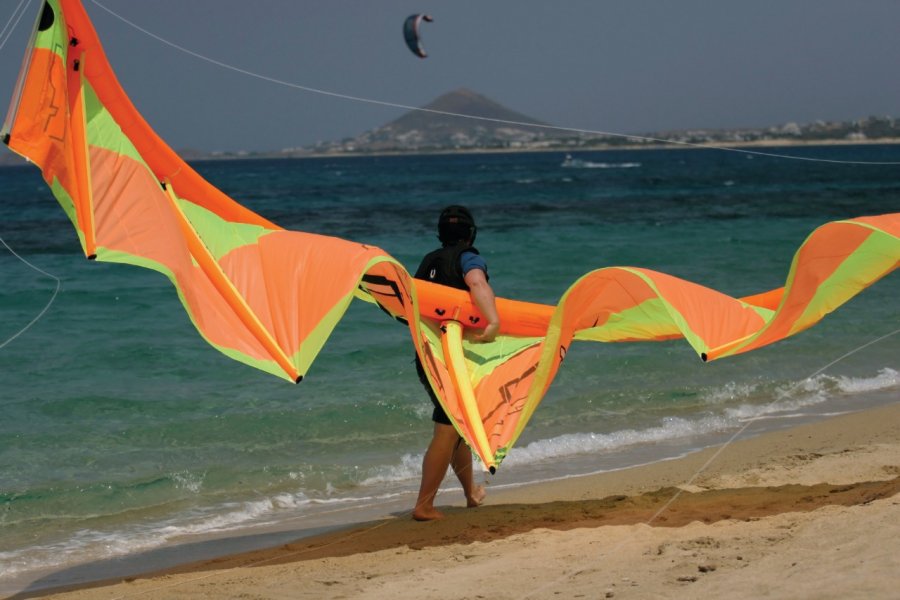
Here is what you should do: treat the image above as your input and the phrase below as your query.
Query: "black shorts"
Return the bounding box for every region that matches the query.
[415,355,452,426]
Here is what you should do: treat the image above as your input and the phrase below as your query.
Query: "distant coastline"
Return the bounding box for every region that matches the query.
[4,86,899,166]
[4,135,900,167]
[276,136,900,161]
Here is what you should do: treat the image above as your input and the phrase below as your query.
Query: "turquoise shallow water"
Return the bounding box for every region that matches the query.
[1,146,898,592]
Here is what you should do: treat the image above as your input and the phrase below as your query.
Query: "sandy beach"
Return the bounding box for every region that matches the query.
[6,401,896,599]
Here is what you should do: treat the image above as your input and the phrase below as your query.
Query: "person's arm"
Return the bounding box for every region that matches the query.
[464,268,500,342]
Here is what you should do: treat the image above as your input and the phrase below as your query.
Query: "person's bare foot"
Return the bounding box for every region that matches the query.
[412,506,445,521]
[467,484,486,508]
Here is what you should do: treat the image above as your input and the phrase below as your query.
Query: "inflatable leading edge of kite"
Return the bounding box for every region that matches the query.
[3,0,898,472]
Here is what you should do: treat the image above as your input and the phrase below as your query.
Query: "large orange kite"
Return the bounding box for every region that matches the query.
[4,0,898,471]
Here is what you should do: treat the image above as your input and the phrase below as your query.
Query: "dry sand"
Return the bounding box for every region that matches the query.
[11,402,900,600]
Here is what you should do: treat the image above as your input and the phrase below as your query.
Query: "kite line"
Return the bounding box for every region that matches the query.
[0,234,60,350]
[0,0,32,53]
[521,325,900,598]
[89,0,900,166]
[88,326,900,600]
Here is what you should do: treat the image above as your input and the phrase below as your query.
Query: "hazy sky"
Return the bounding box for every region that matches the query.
[2,0,899,152]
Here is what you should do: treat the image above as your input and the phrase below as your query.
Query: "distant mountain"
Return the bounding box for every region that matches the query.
[305,90,900,155]
[317,88,550,153]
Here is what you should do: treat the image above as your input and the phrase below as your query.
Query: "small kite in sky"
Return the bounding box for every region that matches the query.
[403,14,433,58]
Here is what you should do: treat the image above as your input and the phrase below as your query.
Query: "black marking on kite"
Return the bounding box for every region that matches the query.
[39,2,55,31]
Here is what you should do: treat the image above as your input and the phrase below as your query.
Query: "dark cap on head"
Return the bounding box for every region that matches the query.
[438,205,477,245]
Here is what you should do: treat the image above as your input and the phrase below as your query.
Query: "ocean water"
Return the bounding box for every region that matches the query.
[1,146,899,593]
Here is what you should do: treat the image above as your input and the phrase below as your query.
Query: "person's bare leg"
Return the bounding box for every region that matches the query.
[413,423,459,521]
[450,438,485,507]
